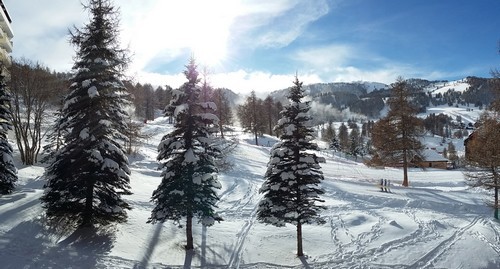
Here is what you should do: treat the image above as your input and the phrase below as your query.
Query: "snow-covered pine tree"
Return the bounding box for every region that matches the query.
[41,0,132,227]
[257,76,326,257]
[41,101,67,164]
[0,69,17,194]
[149,58,222,251]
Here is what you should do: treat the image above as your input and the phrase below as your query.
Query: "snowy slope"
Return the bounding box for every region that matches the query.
[0,117,499,268]
[426,79,470,95]
[423,105,482,126]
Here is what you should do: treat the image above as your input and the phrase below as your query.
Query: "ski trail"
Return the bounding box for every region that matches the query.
[469,219,500,256]
[407,216,481,269]
[227,204,258,269]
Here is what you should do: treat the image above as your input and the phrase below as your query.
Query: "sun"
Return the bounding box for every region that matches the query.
[129,1,241,69]
[183,0,239,67]
[190,30,228,67]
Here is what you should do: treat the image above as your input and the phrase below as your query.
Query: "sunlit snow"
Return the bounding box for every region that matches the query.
[0,111,498,269]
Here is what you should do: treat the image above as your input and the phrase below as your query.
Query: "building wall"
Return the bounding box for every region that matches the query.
[0,0,12,68]
[418,161,448,169]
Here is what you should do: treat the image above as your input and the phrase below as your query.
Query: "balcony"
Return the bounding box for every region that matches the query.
[0,26,12,52]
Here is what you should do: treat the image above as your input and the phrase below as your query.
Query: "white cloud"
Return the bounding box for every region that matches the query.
[136,69,323,97]
[242,0,330,48]
[5,0,84,69]
[294,44,356,70]
[291,43,471,85]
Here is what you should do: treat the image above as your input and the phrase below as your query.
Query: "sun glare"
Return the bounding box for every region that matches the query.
[191,28,228,67]
[183,0,240,67]
[127,0,242,71]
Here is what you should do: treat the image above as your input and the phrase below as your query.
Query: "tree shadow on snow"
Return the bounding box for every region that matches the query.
[0,218,115,268]
[133,223,163,269]
[184,249,194,269]
[299,256,312,269]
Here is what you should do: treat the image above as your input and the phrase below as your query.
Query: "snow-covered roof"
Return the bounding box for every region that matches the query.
[422,149,448,162]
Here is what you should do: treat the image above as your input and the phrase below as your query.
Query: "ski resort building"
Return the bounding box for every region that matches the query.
[0,0,12,68]
[417,149,449,169]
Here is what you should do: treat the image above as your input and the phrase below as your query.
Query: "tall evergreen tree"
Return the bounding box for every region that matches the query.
[41,0,132,227]
[371,78,424,187]
[322,121,336,143]
[0,69,17,194]
[338,122,349,152]
[149,58,222,251]
[257,76,326,257]
[349,125,362,159]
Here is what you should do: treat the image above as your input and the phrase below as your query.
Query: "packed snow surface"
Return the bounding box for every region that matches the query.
[0,116,499,269]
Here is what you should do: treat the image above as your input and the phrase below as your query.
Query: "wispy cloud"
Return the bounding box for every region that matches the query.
[291,43,472,84]
[6,0,84,69]
[235,0,330,49]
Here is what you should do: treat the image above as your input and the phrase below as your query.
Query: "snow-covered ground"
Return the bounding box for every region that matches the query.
[1,116,499,269]
[426,79,470,95]
[423,105,482,126]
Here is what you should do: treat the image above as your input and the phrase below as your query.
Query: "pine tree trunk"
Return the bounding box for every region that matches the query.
[402,149,409,187]
[297,222,304,256]
[82,179,94,227]
[494,173,498,219]
[186,215,194,250]
[219,123,224,139]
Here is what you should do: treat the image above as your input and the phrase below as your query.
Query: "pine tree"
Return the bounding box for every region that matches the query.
[0,69,17,194]
[447,142,458,164]
[149,58,222,251]
[41,0,132,227]
[42,98,67,164]
[371,78,424,187]
[338,122,349,152]
[257,76,326,257]
[349,126,362,159]
[322,121,336,143]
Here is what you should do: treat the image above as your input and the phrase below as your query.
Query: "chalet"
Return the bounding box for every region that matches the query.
[417,149,449,169]
[464,131,476,160]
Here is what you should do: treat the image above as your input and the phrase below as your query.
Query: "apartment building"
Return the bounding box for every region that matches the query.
[0,0,12,67]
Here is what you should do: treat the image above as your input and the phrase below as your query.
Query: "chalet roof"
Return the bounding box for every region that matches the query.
[422,149,448,162]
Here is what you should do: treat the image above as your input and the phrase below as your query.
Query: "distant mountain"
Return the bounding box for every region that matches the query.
[265,77,494,119]
[223,77,494,121]
[215,87,241,107]
[266,81,389,119]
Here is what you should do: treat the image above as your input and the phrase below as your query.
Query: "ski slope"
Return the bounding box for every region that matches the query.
[0,116,499,269]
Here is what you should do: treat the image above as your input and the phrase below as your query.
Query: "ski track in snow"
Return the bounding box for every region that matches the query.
[220,142,268,269]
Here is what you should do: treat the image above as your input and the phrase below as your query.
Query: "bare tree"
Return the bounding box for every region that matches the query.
[8,59,60,165]
[237,91,266,145]
[464,70,500,219]
[371,78,424,187]
[213,88,233,138]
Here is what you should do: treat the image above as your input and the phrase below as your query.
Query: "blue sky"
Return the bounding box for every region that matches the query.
[5,0,500,95]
